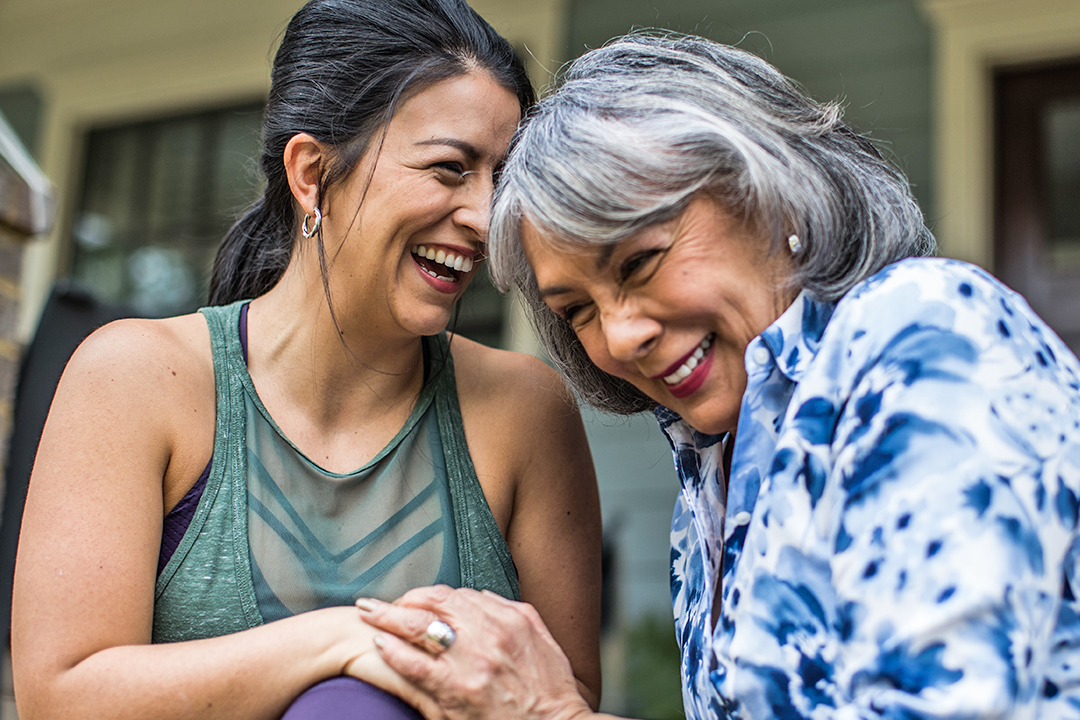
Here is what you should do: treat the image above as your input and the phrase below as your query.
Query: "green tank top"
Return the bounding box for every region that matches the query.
[153,301,519,643]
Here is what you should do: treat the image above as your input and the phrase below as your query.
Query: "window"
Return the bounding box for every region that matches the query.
[68,104,507,346]
[994,59,1080,352]
[70,103,265,317]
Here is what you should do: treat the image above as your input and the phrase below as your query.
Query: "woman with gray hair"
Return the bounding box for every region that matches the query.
[357,32,1080,719]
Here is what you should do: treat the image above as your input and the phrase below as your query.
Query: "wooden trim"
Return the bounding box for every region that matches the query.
[0,276,20,301]
[0,338,21,362]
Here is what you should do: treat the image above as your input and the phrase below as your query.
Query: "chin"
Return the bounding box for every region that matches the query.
[405,309,456,338]
[679,405,737,436]
[685,420,732,436]
[410,321,453,338]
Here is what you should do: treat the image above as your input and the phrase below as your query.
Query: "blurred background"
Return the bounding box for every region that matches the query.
[1,0,1079,717]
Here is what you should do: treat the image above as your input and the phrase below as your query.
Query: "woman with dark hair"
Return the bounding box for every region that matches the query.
[11,2,601,719]
[358,33,1080,719]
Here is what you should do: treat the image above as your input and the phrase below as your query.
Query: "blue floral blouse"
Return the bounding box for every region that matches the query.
[660,257,1080,719]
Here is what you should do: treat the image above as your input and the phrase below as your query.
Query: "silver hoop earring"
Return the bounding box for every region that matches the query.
[787,234,803,254]
[301,208,322,239]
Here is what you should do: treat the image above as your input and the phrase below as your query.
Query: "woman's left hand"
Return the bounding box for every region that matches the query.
[357,586,595,720]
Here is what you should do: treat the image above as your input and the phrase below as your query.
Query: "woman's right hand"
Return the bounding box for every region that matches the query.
[333,607,423,700]
[356,586,598,720]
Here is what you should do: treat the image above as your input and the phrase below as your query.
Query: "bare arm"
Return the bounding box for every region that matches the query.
[11,319,403,720]
[503,369,602,709]
[452,341,603,708]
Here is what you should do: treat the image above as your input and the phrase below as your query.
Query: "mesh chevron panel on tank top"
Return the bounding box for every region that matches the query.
[240,350,460,621]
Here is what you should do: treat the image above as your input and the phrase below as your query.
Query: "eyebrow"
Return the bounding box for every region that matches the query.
[415,138,481,161]
[538,285,572,300]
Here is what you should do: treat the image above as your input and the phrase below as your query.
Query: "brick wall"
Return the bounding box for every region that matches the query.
[0,224,20,486]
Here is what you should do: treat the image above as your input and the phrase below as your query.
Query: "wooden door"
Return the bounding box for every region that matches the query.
[995,60,1080,352]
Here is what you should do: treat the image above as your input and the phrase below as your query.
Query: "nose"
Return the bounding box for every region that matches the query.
[600,298,661,363]
[454,173,492,239]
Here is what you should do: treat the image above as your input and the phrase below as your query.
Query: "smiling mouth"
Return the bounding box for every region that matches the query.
[411,245,476,283]
[662,334,715,386]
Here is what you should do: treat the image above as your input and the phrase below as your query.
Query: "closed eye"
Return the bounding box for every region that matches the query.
[620,249,663,281]
[561,301,595,328]
[432,161,468,184]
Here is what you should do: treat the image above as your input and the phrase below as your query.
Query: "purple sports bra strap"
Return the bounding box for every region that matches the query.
[157,302,250,574]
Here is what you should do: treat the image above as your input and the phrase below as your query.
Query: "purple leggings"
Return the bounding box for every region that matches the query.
[281,678,422,720]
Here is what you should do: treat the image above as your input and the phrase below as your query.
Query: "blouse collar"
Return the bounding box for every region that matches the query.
[758,289,835,385]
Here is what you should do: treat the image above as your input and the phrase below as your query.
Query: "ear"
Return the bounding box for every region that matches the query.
[283,133,326,217]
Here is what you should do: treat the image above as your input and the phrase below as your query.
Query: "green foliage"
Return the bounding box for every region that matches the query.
[624,614,684,720]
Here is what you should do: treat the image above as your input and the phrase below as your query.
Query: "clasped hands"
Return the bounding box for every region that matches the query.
[355,586,595,720]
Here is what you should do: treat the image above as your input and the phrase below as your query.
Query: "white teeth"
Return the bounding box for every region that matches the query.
[411,246,477,276]
[421,266,454,281]
[663,334,714,386]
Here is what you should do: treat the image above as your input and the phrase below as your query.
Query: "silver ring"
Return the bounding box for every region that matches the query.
[420,619,456,654]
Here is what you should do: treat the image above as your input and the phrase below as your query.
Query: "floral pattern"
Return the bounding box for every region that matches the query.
[660,258,1080,719]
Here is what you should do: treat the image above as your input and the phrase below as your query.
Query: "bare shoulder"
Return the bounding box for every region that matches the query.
[449,335,579,425]
[63,313,212,397]
[449,335,591,532]
[53,313,214,448]
[47,312,216,505]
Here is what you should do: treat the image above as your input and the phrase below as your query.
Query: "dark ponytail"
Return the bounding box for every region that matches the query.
[208,0,534,305]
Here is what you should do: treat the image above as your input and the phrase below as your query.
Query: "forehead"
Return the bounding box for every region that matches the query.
[521,197,770,288]
[520,218,619,289]
[386,71,521,149]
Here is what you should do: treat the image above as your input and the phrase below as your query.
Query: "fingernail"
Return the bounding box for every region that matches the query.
[355,598,378,612]
[373,634,386,650]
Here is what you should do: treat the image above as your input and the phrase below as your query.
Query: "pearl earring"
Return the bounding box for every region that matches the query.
[787,234,803,254]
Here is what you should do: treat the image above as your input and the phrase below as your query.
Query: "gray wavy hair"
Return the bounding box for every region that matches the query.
[488,32,935,415]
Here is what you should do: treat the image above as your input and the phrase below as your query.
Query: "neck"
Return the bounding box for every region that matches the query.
[245,257,428,420]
